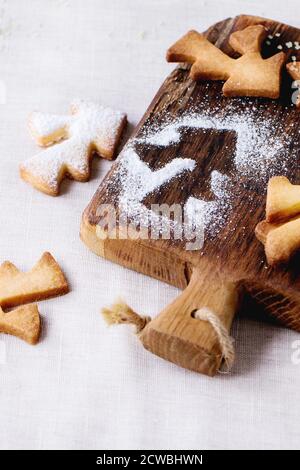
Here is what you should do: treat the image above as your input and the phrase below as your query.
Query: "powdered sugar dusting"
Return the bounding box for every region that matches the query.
[137,107,293,179]
[211,170,231,199]
[117,146,196,227]
[22,137,89,191]
[111,143,232,245]
[119,147,195,201]
[109,97,297,248]
[29,112,72,139]
[185,170,232,237]
[21,100,126,192]
[70,99,126,149]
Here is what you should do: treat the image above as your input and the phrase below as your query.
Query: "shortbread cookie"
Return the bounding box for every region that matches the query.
[266,176,300,223]
[167,30,232,81]
[256,214,300,265]
[20,100,127,196]
[166,25,285,99]
[28,112,72,147]
[287,61,300,107]
[264,216,300,265]
[256,176,300,264]
[0,252,69,308]
[255,219,280,244]
[0,303,41,345]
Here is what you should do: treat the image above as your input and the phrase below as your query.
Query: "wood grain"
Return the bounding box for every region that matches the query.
[139,266,240,376]
[81,15,300,374]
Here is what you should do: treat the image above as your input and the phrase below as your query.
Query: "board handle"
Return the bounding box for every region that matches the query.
[139,267,240,376]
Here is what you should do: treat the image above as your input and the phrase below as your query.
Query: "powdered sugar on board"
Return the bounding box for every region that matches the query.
[104,95,298,248]
[108,146,232,246]
[136,103,294,179]
[119,147,196,205]
[116,147,196,235]
[185,171,232,238]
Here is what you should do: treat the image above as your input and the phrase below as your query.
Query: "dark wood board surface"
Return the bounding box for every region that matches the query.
[81,15,300,332]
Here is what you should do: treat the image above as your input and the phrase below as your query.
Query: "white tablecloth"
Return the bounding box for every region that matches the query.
[0,0,300,450]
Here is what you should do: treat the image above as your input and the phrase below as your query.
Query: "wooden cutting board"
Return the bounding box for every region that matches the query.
[81,15,300,376]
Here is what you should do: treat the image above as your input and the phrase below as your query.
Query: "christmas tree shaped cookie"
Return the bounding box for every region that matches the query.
[167,25,285,99]
[20,100,127,196]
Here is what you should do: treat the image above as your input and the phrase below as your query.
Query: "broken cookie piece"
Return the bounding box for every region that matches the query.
[0,303,41,345]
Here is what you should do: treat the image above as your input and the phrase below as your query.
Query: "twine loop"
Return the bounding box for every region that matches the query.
[194,307,235,372]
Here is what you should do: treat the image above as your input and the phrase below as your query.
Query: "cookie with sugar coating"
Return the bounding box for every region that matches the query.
[20,100,127,196]
[28,112,71,147]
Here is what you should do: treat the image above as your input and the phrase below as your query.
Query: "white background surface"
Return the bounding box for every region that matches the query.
[0,0,300,450]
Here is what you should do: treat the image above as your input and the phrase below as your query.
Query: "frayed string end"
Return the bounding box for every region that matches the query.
[101,299,151,334]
